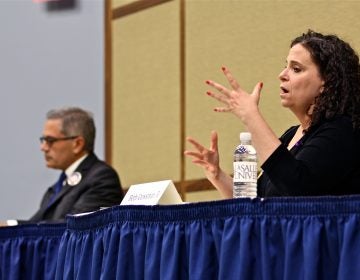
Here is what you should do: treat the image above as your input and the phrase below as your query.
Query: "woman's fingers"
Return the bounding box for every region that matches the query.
[251,81,263,104]
[207,66,242,94]
[206,80,231,98]
[185,134,217,159]
[206,90,231,106]
[207,90,235,112]
[222,66,241,91]
[213,107,232,113]
[184,146,210,167]
[184,151,205,162]
[186,137,205,153]
[209,131,218,151]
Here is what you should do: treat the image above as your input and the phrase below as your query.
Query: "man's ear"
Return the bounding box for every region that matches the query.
[73,136,86,154]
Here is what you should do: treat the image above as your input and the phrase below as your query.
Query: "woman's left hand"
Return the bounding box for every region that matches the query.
[206,66,263,125]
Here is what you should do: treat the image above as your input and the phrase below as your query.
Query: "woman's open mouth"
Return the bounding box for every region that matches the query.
[280,86,289,94]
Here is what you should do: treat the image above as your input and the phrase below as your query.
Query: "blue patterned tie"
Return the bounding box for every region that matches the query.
[48,172,66,206]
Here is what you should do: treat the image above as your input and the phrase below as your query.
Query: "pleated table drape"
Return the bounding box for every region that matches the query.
[54,196,360,280]
[0,223,66,280]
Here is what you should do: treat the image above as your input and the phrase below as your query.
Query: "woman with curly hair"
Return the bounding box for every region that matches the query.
[184,30,360,197]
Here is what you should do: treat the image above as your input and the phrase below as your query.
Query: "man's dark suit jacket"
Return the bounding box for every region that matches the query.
[28,153,124,223]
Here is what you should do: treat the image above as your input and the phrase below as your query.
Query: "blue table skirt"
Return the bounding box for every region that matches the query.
[54,196,360,280]
[0,223,66,280]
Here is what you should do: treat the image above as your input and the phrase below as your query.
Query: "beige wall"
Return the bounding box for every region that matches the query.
[112,1,181,188]
[111,0,360,195]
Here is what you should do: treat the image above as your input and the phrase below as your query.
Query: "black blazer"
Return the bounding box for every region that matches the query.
[28,153,124,223]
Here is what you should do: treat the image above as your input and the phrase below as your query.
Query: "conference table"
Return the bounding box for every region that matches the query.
[1,196,360,279]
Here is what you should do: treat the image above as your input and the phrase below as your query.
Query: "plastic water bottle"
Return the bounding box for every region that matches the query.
[233,132,257,198]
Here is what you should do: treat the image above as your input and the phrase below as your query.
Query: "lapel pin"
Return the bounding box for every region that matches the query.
[67,172,82,186]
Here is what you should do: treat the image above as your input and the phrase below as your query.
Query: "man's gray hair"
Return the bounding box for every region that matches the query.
[46,107,96,152]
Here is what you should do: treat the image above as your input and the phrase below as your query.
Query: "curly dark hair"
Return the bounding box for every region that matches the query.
[291,30,360,130]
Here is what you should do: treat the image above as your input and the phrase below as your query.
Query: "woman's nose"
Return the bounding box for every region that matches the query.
[278,68,288,81]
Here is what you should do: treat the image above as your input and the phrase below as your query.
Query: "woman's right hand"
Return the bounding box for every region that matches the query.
[184,131,233,198]
[184,131,221,180]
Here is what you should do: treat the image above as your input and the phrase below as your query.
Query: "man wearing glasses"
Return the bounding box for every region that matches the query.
[4,107,124,225]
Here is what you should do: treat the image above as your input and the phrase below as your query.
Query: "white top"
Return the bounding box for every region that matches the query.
[240,132,252,142]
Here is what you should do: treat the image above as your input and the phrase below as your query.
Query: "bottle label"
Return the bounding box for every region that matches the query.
[233,161,257,183]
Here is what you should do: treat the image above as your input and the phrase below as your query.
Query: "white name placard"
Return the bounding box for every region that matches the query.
[120,180,183,206]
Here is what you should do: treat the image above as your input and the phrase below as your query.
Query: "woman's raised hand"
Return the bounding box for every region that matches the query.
[184,131,234,198]
[205,66,263,125]
[184,131,221,181]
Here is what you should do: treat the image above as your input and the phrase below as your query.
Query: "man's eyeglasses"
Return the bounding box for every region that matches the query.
[39,136,79,145]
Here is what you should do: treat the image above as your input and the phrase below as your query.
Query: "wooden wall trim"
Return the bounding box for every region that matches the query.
[104,0,113,164]
[179,0,186,199]
[112,0,173,19]
[174,178,215,193]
